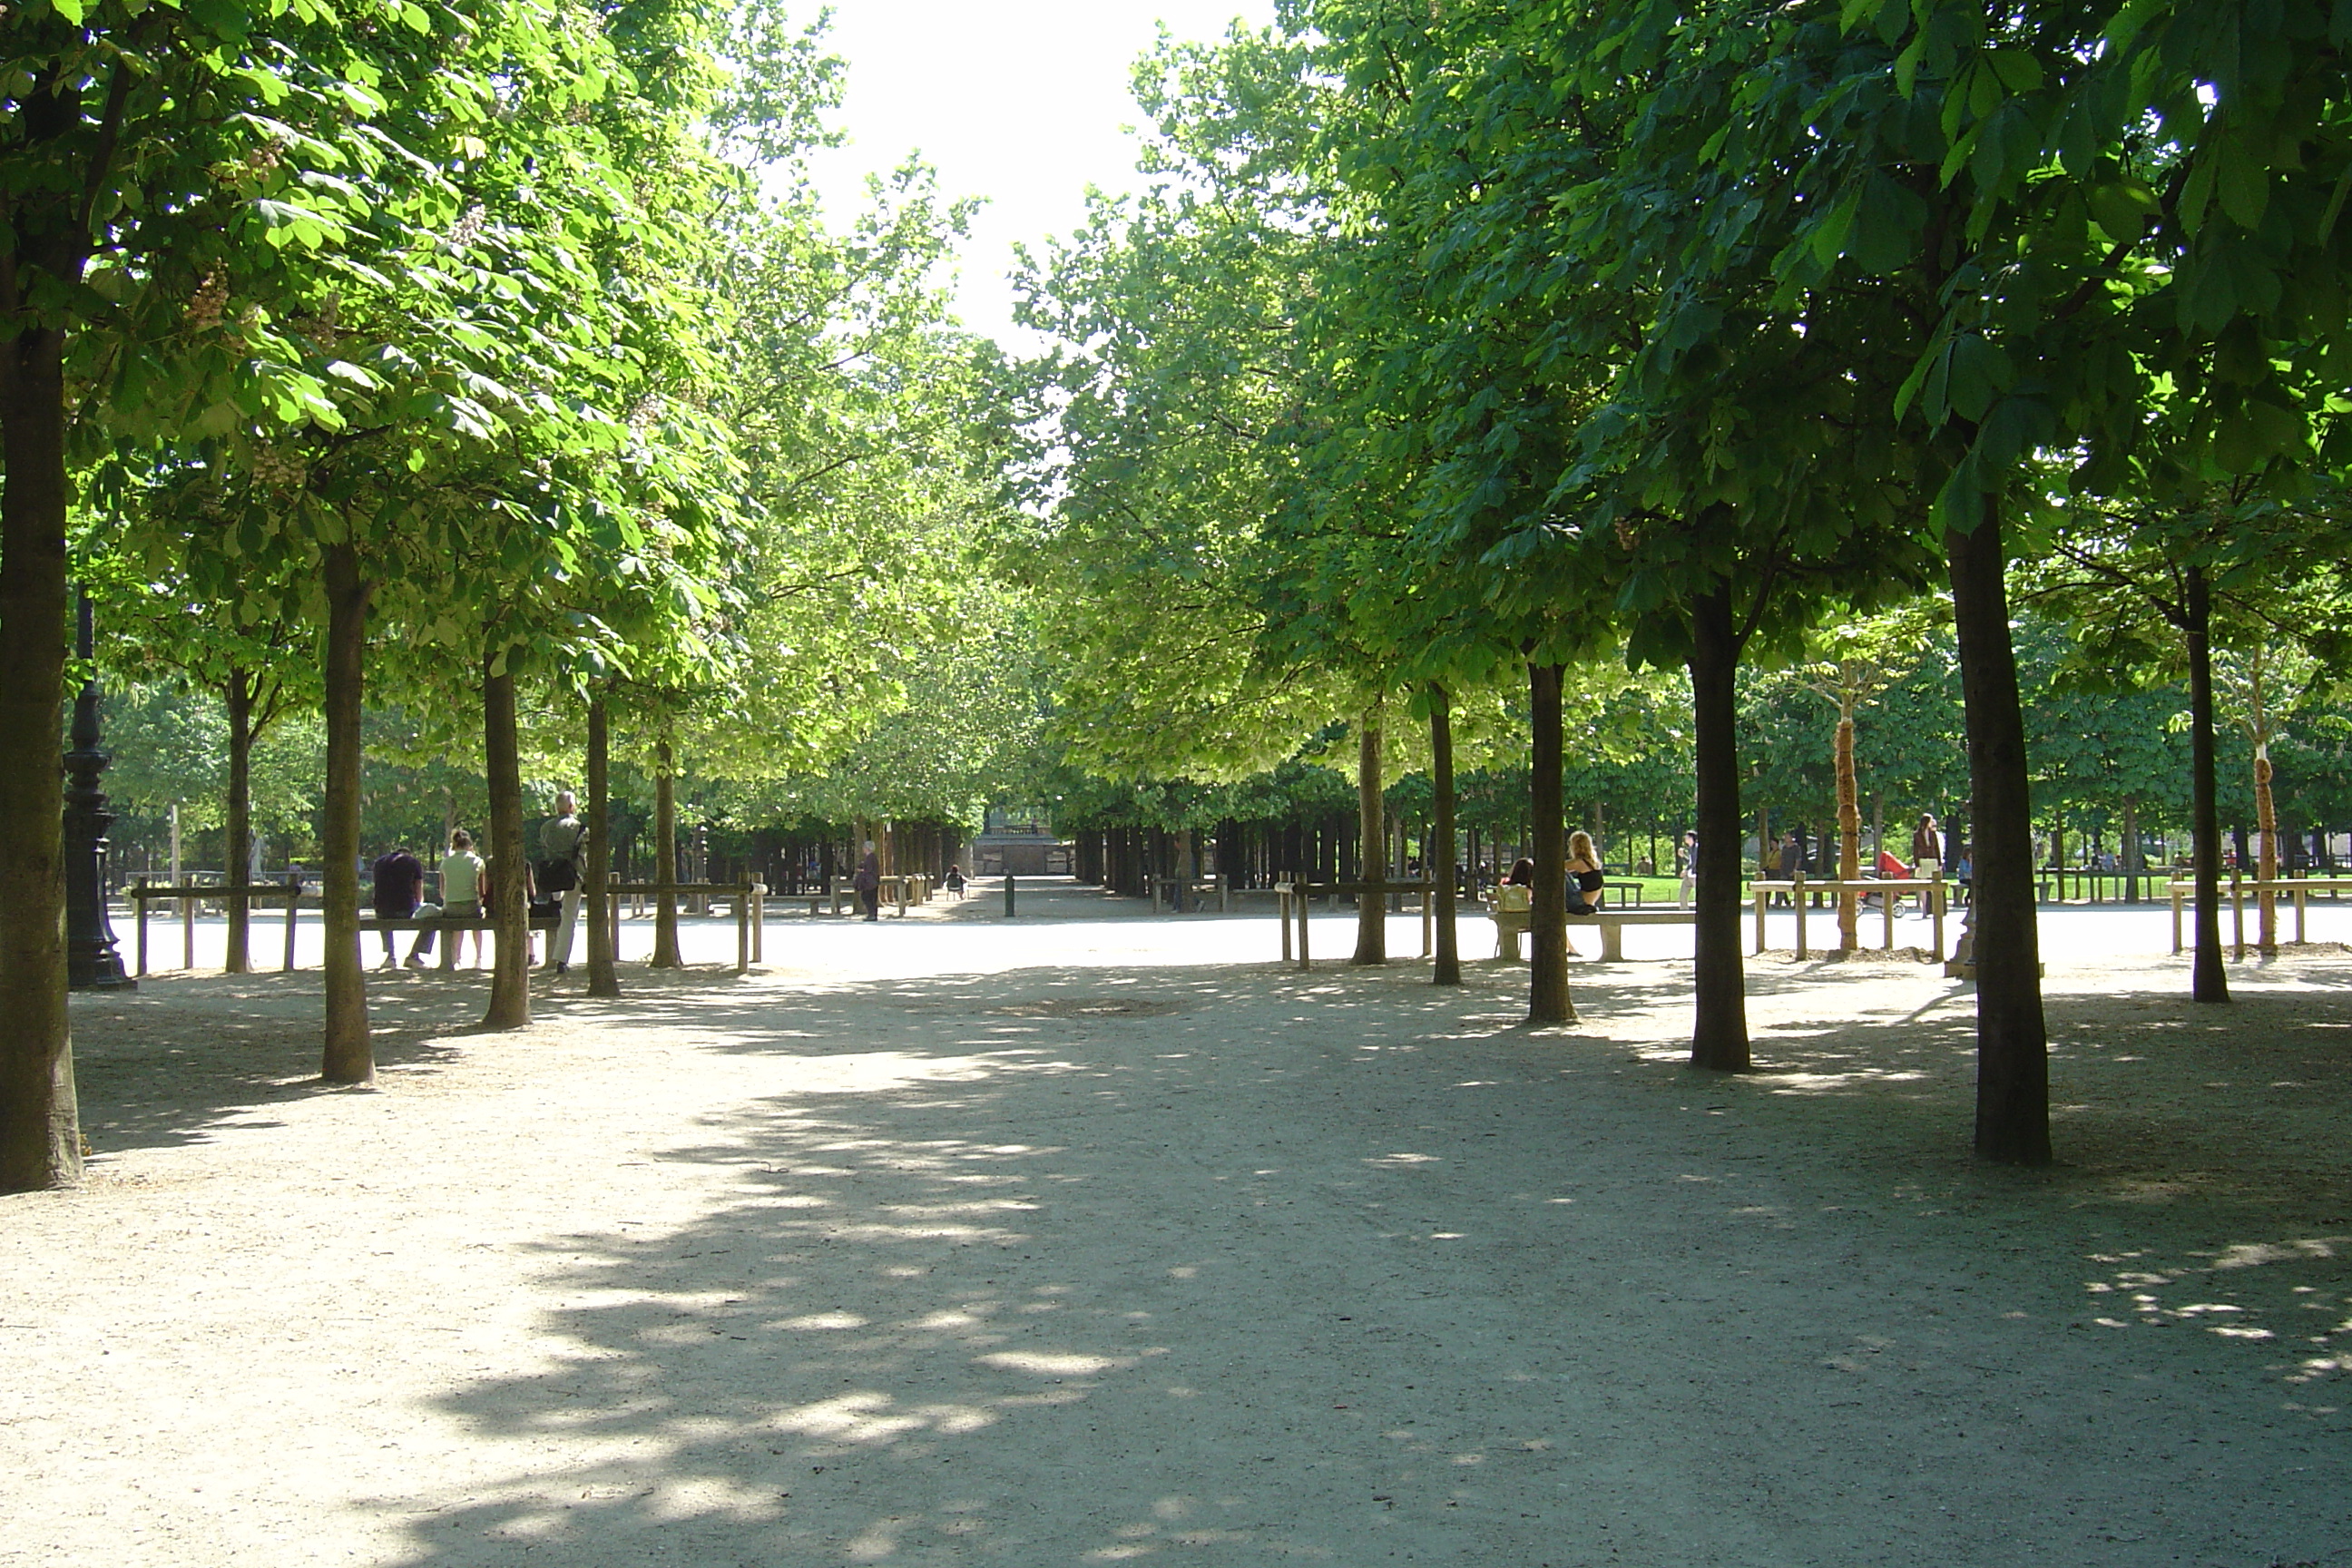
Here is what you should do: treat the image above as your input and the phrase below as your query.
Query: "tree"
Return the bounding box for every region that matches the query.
[2,1,497,1186]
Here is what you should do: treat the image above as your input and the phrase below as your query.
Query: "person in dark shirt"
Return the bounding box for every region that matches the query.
[369,845,433,969]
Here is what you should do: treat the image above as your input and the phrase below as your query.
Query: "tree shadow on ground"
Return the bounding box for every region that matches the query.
[355,955,2352,1566]
[70,970,488,1158]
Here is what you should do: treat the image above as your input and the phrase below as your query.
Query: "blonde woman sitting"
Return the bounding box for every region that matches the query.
[1565,831,1606,916]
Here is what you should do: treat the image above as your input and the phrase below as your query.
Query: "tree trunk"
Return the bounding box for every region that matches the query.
[1527,662,1576,1025]
[1688,588,1749,1070]
[224,669,254,974]
[482,650,530,1029]
[651,741,681,967]
[2185,564,2228,1001]
[1353,715,1386,964]
[2253,647,2278,953]
[2122,797,2141,901]
[318,543,373,1085]
[0,317,78,1190]
[585,696,619,997]
[1835,702,1860,950]
[1429,684,1461,986]
[1947,505,2051,1163]
[2255,748,2278,951]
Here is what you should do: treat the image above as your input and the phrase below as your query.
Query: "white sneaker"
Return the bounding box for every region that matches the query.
[405,955,426,969]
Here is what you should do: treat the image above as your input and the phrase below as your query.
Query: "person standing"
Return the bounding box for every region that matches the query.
[370,843,432,969]
[1677,829,1699,908]
[439,828,486,969]
[1911,812,1944,871]
[854,839,882,922]
[539,789,587,975]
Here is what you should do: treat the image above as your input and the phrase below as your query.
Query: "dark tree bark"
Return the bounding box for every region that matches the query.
[1429,684,1461,986]
[0,308,77,1189]
[482,651,530,1029]
[0,47,134,1189]
[650,740,681,967]
[2184,563,2229,1002]
[1947,506,2051,1164]
[224,669,254,974]
[318,544,373,1084]
[1353,716,1387,965]
[585,696,619,998]
[2122,796,2141,902]
[1527,662,1576,1025]
[1688,587,1751,1070]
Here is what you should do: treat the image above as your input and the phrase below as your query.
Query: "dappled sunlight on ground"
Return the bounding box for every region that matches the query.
[14,886,2352,1564]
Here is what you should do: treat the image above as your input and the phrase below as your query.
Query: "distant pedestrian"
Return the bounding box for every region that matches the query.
[538,790,586,975]
[1911,813,1944,870]
[855,840,882,922]
[1678,830,1698,907]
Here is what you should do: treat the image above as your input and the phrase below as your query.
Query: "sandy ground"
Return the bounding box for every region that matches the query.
[5,881,2349,1567]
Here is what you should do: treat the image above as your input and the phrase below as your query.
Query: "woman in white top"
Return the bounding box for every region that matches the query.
[439,828,487,968]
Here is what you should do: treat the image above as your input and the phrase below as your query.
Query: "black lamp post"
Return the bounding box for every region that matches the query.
[64,593,133,990]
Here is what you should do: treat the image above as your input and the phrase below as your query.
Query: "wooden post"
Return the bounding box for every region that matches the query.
[736,877,751,975]
[752,877,765,963]
[2171,881,2184,954]
[1931,869,1945,961]
[182,890,195,971]
[1298,886,1311,970]
[136,882,150,976]
[1279,887,1291,963]
[2231,869,2245,960]
[2296,877,2308,945]
[1753,882,1767,955]
[284,878,300,972]
[1794,869,1808,960]
[1883,879,1896,951]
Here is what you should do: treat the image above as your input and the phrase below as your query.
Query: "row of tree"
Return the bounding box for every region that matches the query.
[997,0,2352,1165]
[1,4,1021,1193]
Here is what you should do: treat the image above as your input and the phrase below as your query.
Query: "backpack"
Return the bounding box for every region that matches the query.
[537,821,586,893]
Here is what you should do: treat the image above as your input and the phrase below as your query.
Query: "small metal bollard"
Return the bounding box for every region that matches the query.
[1004,870,1016,918]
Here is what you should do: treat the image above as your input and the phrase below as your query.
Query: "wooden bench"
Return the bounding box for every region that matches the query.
[358,915,557,971]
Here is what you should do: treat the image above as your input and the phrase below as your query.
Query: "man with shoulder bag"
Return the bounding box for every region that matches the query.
[539,789,588,975]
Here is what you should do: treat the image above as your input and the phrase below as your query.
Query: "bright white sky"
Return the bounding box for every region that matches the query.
[802,0,1280,346]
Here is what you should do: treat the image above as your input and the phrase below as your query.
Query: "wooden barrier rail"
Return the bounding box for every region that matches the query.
[1272,880,1433,970]
[2167,874,2352,957]
[1748,871,1947,960]
[128,878,306,975]
[604,877,767,973]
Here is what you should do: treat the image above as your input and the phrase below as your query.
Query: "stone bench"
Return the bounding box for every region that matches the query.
[1487,906,1697,962]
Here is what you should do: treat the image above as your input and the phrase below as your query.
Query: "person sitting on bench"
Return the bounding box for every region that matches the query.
[1565,832,1606,915]
[439,828,486,969]
[369,843,434,970]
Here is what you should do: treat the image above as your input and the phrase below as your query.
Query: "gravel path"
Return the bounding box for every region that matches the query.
[5,883,2348,1565]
